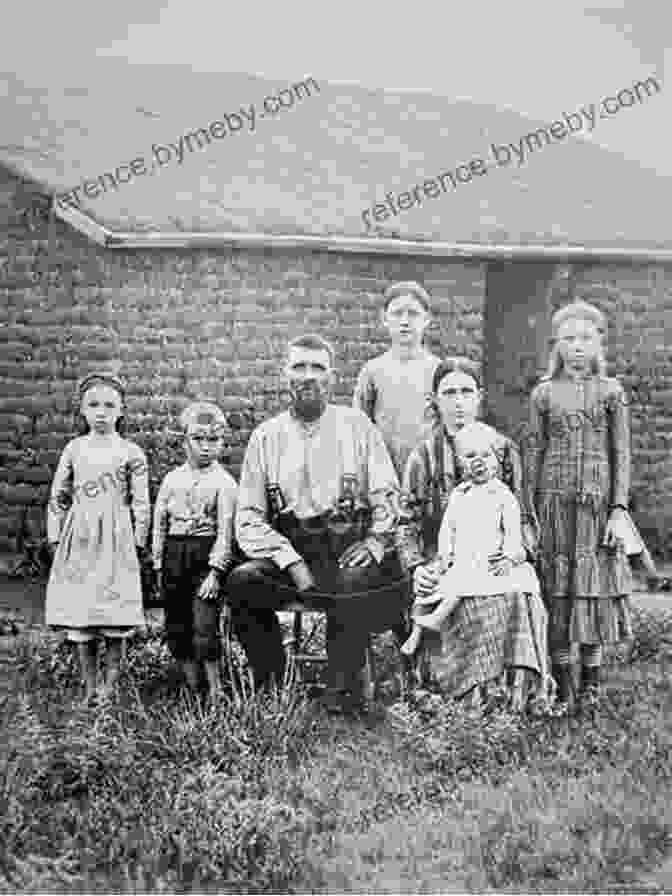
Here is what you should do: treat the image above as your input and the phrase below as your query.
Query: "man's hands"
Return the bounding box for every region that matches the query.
[413,559,441,597]
[154,567,222,601]
[287,559,316,593]
[488,552,513,576]
[604,507,628,551]
[198,569,220,601]
[338,541,375,569]
[287,540,377,598]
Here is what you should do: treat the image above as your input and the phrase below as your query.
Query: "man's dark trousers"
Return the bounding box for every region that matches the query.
[226,517,409,692]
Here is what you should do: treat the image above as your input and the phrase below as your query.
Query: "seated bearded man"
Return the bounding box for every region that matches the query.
[226,333,409,713]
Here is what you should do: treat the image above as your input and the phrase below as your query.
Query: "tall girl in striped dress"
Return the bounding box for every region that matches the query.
[524,301,635,707]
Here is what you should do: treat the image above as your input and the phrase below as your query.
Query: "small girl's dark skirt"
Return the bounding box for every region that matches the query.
[162,535,222,662]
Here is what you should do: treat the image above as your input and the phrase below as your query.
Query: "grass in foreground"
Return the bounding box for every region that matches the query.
[0,609,672,893]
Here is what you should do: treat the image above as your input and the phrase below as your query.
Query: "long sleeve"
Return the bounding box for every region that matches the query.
[608,381,630,509]
[46,441,75,543]
[522,384,548,527]
[395,445,428,571]
[129,445,150,548]
[500,490,526,563]
[152,477,171,569]
[436,495,457,564]
[353,364,377,422]
[235,429,302,570]
[362,420,400,564]
[500,438,523,508]
[209,476,237,573]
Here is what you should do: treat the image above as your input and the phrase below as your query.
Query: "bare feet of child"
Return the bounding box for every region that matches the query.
[400,625,423,657]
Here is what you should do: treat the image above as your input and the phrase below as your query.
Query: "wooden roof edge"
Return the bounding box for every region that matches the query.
[52,198,672,263]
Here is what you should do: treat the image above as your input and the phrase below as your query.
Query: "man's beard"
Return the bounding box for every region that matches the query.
[289,380,328,422]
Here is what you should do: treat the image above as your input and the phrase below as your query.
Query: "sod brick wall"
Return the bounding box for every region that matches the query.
[0,166,486,556]
[0,164,670,558]
[571,264,672,556]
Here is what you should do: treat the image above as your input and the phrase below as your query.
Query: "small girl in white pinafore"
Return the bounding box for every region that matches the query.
[46,372,149,703]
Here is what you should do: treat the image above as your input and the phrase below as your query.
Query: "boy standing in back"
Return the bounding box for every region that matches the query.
[353,281,440,477]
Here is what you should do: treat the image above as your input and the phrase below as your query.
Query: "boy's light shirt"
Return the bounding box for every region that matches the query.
[353,349,439,476]
[152,460,237,572]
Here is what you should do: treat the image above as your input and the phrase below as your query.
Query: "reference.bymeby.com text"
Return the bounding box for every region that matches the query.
[56,77,321,209]
[361,75,661,230]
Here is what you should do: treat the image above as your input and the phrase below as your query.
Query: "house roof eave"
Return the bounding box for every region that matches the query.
[53,199,672,264]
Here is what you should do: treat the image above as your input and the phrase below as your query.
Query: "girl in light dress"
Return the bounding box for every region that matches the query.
[45,372,149,704]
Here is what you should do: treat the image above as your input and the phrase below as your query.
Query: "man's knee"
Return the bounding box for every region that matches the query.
[337,562,381,594]
[226,559,277,594]
[337,561,409,632]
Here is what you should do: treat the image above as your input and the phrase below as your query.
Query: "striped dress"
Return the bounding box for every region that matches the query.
[398,424,548,697]
[523,373,632,648]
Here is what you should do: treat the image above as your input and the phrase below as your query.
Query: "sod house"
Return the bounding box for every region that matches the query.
[1,65,671,565]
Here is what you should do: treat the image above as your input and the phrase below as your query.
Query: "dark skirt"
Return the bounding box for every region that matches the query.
[162,535,222,662]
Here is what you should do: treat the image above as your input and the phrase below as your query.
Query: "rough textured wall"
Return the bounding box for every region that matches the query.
[1,164,670,559]
[482,261,566,437]
[483,259,672,557]
[570,264,672,557]
[0,165,485,556]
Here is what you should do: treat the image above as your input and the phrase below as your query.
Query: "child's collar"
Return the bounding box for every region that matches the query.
[186,459,217,473]
[457,477,499,494]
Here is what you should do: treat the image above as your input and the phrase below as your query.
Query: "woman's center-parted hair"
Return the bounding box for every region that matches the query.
[432,357,482,394]
[425,357,482,426]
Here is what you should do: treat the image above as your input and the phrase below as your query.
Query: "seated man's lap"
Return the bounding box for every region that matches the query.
[227,554,408,632]
[334,556,409,634]
[226,558,291,610]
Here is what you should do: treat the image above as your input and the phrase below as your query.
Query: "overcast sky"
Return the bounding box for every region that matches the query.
[4,0,670,174]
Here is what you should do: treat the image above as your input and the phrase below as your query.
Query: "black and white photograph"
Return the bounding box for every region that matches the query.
[0,1,671,892]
